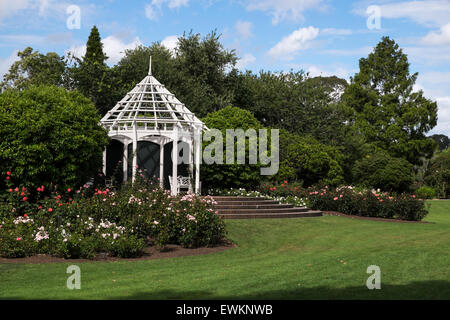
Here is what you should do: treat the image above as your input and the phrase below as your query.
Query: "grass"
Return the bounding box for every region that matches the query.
[0,201,449,299]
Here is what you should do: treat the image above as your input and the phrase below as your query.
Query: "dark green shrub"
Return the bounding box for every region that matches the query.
[201,106,265,190]
[108,235,145,258]
[352,152,414,193]
[424,150,450,198]
[415,186,437,199]
[0,85,109,197]
[278,131,345,187]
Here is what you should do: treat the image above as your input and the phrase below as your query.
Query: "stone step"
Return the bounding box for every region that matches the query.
[214,204,294,209]
[217,207,310,214]
[212,196,266,201]
[220,211,323,219]
[214,200,280,206]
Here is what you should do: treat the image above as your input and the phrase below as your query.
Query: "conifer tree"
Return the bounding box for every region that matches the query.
[72,26,113,115]
[342,37,438,166]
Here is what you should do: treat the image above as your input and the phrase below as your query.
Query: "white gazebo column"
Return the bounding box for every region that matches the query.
[188,140,194,192]
[132,138,137,181]
[194,129,201,194]
[159,142,164,188]
[171,128,179,195]
[122,142,128,182]
[102,148,107,176]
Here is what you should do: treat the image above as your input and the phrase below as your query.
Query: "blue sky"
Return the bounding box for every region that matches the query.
[0,0,449,136]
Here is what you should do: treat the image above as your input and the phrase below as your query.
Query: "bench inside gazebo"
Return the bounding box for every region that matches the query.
[100,57,205,195]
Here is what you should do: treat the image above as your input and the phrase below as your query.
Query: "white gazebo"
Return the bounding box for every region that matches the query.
[100,57,205,195]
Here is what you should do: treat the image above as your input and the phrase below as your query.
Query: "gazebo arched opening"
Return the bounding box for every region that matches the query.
[100,57,205,195]
[105,139,125,184]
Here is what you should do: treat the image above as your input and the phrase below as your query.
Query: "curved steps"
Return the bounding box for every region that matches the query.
[212,196,322,219]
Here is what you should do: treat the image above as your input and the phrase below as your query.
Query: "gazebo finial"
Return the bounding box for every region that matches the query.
[148,55,152,76]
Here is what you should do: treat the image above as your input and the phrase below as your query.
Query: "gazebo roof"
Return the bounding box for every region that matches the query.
[100,57,204,137]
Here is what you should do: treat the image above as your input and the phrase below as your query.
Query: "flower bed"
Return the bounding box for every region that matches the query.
[0,172,226,259]
[260,183,428,221]
[306,186,428,221]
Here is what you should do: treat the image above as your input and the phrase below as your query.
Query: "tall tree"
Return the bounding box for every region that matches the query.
[231,70,350,145]
[83,25,108,64]
[111,43,176,103]
[70,25,113,115]
[171,30,237,116]
[113,31,237,117]
[341,37,438,166]
[0,47,67,91]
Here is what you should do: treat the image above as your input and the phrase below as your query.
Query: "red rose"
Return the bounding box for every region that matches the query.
[6,176,10,180]
[48,208,53,212]
[23,197,28,201]
[6,171,11,175]
[67,188,71,192]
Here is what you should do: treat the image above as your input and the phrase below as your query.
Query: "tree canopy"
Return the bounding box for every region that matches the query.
[0,30,443,193]
[341,36,438,166]
[1,47,67,91]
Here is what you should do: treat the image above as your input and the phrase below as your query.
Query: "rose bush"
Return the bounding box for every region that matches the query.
[0,173,227,259]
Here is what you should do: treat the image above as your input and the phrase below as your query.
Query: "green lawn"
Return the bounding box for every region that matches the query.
[1,201,449,300]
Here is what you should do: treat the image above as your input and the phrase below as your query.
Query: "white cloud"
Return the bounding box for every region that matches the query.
[245,0,326,25]
[430,96,450,136]
[161,35,179,54]
[145,3,159,20]
[422,23,450,46]
[236,53,256,70]
[0,0,80,23]
[68,35,142,65]
[414,77,450,136]
[321,46,373,57]
[0,0,30,21]
[268,26,319,60]
[305,65,354,80]
[235,20,253,39]
[145,0,189,20]
[354,0,450,28]
[0,50,20,81]
[404,45,450,66]
[321,28,353,36]
[0,34,45,44]
[166,0,189,9]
